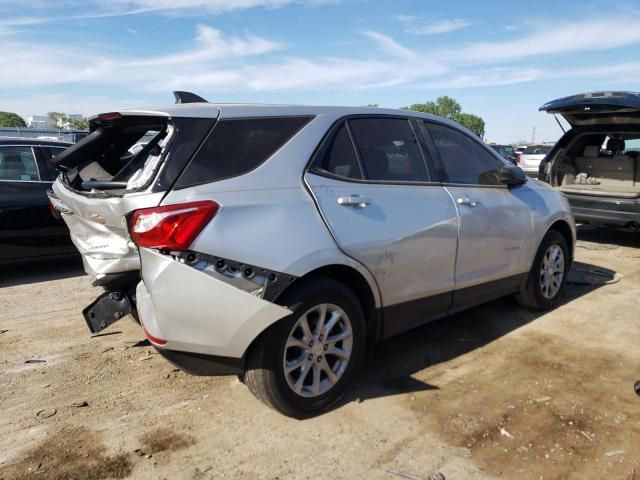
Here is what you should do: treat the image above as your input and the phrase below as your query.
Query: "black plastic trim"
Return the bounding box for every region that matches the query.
[380,273,527,339]
[155,347,244,376]
[450,273,526,314]
[173,250,297,302]
[382,291,452,338]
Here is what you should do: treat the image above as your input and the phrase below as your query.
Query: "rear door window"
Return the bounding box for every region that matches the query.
[41,146,68,180]
[313,124,363,180]
[349,118,429,182]
[425,122,501,185]
[0,146,41,181]
[176,116,312,188]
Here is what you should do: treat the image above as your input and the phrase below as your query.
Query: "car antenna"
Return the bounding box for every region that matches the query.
[553,114,566,134]
[173,91,208,104]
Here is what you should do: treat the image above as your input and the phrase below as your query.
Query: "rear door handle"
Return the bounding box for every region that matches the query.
[337,195,371,208]
[457,196,478,207]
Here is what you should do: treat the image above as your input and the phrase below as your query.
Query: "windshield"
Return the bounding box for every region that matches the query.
[523,145,552,155]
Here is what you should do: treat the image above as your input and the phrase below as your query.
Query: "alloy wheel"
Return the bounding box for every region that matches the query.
[282,303,353,398]
[539,244,565,299]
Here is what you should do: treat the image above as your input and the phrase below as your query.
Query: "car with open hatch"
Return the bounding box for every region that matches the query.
[538,91,640,229]
[50,93,575,416]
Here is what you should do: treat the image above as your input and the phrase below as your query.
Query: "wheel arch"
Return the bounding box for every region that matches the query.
[276,264,382,347]
[546,219,574,263]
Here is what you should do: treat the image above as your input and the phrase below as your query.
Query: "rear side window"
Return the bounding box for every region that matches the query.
[349,118,429,182]
[314,124,363,180]
[0,146,40,181]
[425,122,501,185]
[176,116,312,188]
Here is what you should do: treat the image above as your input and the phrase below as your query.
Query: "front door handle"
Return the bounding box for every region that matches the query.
[457,196,478,207]
[337,195,371,208]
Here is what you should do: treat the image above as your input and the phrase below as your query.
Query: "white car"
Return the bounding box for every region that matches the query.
[519,144,553,175]
[51,92,575,416]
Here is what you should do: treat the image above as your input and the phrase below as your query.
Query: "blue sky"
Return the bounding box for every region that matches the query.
[1,0,640,142]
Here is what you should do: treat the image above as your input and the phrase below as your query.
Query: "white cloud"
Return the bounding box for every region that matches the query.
[408,19,470,35]
[128,25,283,66]
[446,18,640,64]
[396,15,470,35]
[0,0,339,26]
[162,57,445,92]
[415,68,543,89]
[3,12,640,118]
[360,31,419,61]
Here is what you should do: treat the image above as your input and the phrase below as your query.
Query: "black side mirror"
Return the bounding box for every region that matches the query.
[500,163,527,186]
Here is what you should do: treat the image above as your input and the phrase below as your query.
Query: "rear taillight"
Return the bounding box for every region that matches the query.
[144,327,167,346]
[129,200,219,250]
[98,112,122,121]
[49,203,61,219]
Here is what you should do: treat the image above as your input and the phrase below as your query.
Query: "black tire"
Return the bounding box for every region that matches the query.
[516,230,570,310]
[244,277,366,417]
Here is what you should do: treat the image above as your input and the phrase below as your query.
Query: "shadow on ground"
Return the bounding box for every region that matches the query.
[0,257,85,288]
[344,259,616,407]
[576,223,640,248]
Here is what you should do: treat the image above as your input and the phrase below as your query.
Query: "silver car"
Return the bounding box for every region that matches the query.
[519,144,553,175]
[51,93,575,416]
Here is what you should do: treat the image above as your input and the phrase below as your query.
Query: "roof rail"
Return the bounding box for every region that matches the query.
[173,91,208,104]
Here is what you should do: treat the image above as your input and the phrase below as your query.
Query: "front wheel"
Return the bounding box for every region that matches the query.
[516,230,570,310]
[244,277,366,417]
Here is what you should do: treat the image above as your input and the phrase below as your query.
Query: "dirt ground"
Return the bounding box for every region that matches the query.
[1,224,639,480]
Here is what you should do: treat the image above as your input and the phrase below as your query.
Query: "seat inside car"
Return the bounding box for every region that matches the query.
[0,153,28,180]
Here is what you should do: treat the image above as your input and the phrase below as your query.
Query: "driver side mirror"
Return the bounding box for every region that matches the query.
[500,163,527,186]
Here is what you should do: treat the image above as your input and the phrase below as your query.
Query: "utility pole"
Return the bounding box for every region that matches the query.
[531,126,536,144]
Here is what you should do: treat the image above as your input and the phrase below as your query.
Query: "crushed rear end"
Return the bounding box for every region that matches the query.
[49,105,218,332]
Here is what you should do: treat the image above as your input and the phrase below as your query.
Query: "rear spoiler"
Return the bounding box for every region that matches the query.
[173,91,208,104]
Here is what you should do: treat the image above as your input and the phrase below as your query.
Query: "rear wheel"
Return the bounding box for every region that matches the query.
[244,278,365,417]
[516,230,569,310]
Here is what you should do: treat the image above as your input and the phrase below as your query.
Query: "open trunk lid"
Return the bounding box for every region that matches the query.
[49,108,218,281]
[540,91,640,127]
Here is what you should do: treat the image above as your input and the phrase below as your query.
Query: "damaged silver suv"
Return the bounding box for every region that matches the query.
[51,92,575,416]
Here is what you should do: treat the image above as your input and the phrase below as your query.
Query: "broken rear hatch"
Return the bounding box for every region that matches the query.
[540,91,640,127]
[49,109,218,282]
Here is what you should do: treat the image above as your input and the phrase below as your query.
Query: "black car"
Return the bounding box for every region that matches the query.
[489,144,517,164]
[539,91,640,229]
[0,137,77,264]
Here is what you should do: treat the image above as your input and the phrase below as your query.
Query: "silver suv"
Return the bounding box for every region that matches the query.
[51,93,575,416]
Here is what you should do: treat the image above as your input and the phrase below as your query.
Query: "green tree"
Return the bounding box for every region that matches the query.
[402,96,485,138]
[402,96,462,119]
[48,112,70,130]
[453,112,485,138]
[0,111,26,127]
[71,117,89,130]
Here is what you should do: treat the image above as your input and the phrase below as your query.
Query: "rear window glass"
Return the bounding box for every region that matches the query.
[523,145,552,154]
[176,116,312,188]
